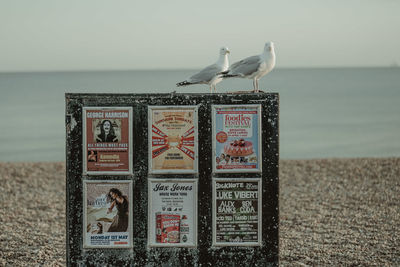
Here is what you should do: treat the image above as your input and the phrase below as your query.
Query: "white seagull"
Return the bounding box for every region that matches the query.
[177,47,230,93]
[221,42,276,92]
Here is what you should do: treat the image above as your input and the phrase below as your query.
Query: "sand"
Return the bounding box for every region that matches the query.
[0,158,398,266]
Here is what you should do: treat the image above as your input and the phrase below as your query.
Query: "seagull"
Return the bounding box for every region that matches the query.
[177,47,230,93]
[221,42,276,92]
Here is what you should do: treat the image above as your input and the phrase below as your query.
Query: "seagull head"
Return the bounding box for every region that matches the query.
[219,47,230,55]
[264,42,275,53]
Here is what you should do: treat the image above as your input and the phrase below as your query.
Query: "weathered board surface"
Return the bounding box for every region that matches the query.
[65,92,279,266]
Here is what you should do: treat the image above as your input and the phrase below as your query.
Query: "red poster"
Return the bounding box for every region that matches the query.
[83,107,132,174]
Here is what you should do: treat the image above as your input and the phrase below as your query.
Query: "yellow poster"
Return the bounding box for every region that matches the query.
[149,106,197,173]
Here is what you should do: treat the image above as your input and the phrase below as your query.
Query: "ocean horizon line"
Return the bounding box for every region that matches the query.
[1,65,398,74]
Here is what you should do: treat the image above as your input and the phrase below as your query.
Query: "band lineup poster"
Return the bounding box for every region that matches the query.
[83,107,133,175]
[83,180,133,248]
[212,178,262,246]
[212,105,262,173]
[148,106,198,174]
[148,179,197,247]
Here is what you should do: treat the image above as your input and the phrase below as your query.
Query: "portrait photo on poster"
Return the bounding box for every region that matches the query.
[148,179,198,247]
[212,104,262,173]
[83,180,133,248]
[83,107,133,175]
[95,119,120,143]
[148,106,198,174]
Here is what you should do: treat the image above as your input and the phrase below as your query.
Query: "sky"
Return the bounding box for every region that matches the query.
[1,0,400,72]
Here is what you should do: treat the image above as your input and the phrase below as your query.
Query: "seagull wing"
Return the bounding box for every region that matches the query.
[229,56,262,76]
[188,63,221,84]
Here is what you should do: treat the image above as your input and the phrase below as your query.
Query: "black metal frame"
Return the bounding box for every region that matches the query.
[65,92,279,266]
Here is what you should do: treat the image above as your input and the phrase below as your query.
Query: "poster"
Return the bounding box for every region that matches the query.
[148,106,198,174]
[212,105,262,173]
[83,180,133,248]
[212,178,262,246]
[148,179,197,247]
[83,107,133,175]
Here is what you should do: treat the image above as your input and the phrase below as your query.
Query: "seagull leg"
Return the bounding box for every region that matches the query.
[252,79,256,92]
[255,79,259,92]
[210,85,212,94]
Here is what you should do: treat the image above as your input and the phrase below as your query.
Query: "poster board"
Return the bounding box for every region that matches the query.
[212,105,262,173]
[148,106,198,174]
[212,178,262,246]
[83,180,133,248]
[148,179,198,247]
[83,107,133,175]
[66,92,280,266]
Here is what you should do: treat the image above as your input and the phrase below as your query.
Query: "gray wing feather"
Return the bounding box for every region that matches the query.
[229,56,261,76]
[189,64,221,84]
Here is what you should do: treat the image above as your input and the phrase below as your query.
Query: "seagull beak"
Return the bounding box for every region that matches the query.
[227,50,230,54]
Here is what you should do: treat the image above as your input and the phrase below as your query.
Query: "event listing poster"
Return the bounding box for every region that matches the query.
[213,178,262,246]
[213,105,261,172]
[149,106,198,174]
[83,180,133,248]
[84,107,132,174]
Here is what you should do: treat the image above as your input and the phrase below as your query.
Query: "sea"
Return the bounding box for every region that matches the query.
[1,67,399,162]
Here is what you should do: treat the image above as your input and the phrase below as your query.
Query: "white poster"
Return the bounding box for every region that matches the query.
[83,180,133,248]
[148,179,197,247]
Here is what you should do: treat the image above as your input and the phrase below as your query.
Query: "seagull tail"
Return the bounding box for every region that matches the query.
[176,81,193,87]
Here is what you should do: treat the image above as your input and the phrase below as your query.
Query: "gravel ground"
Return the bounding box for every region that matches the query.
[0,158,399,266]
[0,162,66,266]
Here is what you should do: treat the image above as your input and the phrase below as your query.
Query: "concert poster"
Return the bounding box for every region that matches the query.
[147,179,198,247]
[148,106,198,174]
[83,107,133,175]
[212,178,262,246]
[83,180,133,248]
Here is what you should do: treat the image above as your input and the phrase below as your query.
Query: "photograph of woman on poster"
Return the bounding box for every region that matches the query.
[96,120,118,143]
[107,188,129,232]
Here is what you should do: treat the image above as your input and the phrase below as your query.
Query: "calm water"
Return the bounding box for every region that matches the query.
[1,67,399,161]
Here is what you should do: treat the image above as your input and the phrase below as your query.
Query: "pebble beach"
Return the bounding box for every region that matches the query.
[0,158,399,266]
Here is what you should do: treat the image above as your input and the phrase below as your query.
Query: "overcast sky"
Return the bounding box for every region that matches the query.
[1,0,399,71]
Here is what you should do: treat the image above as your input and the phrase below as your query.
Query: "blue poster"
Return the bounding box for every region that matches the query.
[213,105,262,173]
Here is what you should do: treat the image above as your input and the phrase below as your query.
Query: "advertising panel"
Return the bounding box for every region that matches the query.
[83,180,133,248]
[148,179,197,247]
[212,105,262,173]
[212,178,262,246]
[83,107,133,175]
[148,106,198,174]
